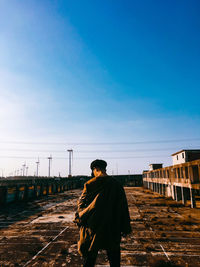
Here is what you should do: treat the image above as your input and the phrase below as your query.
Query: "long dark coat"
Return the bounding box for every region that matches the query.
[76,176,131,256]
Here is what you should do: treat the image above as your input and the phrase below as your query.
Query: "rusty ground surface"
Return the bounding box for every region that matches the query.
[0,187,200,267]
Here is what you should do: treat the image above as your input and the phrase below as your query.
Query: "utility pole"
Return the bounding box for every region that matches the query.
[47,155,52,177]
[26,166,28,176]
[36,158,40,177]
[128,170,130,185]
[67,149,73,177]
[22,163,26,176]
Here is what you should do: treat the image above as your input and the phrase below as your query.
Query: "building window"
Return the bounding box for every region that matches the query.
[177,155,178,160]
[185,167,188,179]
[167,170,169,178]
[181,167,183,178]
[182,153,184,159]
[177,168,180,178]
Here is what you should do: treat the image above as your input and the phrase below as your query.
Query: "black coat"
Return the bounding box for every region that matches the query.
[76,176,131,256]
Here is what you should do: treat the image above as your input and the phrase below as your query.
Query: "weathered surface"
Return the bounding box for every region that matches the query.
[0,187,200,266]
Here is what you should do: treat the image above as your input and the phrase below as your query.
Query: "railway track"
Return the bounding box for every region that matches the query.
[0,187,200,266]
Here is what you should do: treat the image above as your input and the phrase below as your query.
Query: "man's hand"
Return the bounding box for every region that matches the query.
[73,211,82,227]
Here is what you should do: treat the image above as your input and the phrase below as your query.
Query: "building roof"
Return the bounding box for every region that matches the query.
[171,149,200,156]
[149,163,163,166]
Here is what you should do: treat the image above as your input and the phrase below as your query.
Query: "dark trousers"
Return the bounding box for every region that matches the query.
[83,247,120,267]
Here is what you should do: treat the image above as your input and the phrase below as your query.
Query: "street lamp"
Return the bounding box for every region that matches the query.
[22,163,26,176]
[47,155,52,177]
[0,168,4,178]
[26,166,29,176]
[36,158,40,177]
[67,149,73,177]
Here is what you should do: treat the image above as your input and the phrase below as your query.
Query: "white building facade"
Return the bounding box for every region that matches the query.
[172,150,200,165]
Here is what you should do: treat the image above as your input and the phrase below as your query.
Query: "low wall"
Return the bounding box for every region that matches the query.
[0,174,143,206]
[0,176,87,205]
[112,174,143,187]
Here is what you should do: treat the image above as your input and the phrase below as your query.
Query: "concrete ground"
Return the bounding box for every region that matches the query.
[0,187,200,267]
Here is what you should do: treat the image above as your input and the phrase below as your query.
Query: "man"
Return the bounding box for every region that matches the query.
[74,159,131,267]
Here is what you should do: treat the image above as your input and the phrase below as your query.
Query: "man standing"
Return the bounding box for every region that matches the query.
[74,159,131,267]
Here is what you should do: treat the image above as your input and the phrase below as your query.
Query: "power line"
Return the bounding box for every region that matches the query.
[0,138,199,146]
[0,146,199,153]
[0,155,171,160]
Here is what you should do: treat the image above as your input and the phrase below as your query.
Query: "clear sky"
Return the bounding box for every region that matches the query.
[0,0,200,177]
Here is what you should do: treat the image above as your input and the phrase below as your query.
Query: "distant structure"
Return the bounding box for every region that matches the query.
[143,149,200,208]
[47,155,52,177]
[22,163,26,176]
[26,166,28,176]
[172,149,200,165]
[149,163,163,171]
[36,158,40,177]
[67,149,73,177]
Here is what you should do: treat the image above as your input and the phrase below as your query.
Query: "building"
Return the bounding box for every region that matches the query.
[172,149,200,165]
[143,149,200,208]
[149,163,163,171]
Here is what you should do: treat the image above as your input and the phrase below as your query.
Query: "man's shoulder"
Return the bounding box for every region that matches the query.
[83,177,100,191]
[84,176,123,190]
[84,176,112,189]
[85,176,99,186]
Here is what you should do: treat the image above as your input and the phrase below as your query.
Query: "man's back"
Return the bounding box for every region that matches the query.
[77,176,131,254]
[75,159,131,266]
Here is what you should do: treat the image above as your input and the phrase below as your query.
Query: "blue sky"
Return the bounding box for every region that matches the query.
[0,0,200,176]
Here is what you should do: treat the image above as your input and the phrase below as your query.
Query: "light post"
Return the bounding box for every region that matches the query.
[128,170,130,185]
[47,155,52,177]
[0,168,3,178]
[116,163,118,175]
[22,163,26,176]
[26,166,28,176]
[67,149,73,177]
[36,158,40,177]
